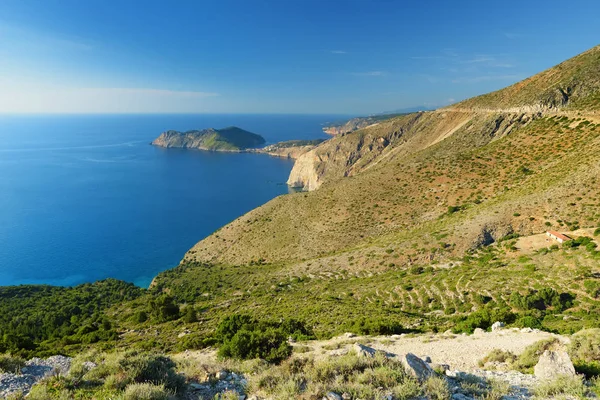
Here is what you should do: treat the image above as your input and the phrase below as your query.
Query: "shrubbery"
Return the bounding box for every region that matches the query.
[509,287,574,312]
[215,314,314,363]
[0,279,143,356]
[568,329,600,377]
[119,353,185,392]
[453,307,515,333]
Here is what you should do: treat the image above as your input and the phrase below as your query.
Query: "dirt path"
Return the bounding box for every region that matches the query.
[303,329,566,371]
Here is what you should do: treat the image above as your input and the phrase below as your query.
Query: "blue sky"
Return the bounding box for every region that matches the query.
[0,0,598,114]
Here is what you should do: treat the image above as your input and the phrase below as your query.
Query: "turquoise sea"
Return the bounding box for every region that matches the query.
[0,114,341,287]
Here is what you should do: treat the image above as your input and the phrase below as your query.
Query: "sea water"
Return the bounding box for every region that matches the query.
[0,114,342,287]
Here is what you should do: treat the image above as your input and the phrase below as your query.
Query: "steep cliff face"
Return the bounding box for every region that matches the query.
[286,148,321,190]
[151,127,266,151]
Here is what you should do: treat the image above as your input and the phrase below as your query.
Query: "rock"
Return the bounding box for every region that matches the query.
[452,394,473,400]
[521,327,534,333]
[344,332,356,338]
[401,353,435,381]
[534,350,575,379]
[288,336,296,343]
[216,370,229,380]
[189,383,205,390]
[491,321,505,331]
[324,392,342,400]
[473,328,485,336]
[431,363,450,372]
[342,393,352,400]
[353,343,377,358]
[422,355,432,363]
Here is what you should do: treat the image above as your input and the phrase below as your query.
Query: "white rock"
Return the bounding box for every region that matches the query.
[473,328,485,335]
[353,343,376,358]
[491,321,505,331]
[534,350,576,379]
[401,353,435,381]
[325,392,342,400]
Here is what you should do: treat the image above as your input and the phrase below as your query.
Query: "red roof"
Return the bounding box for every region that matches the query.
[547,231,571,241]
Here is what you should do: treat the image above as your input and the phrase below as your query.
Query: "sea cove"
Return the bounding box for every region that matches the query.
[0,114,337,287]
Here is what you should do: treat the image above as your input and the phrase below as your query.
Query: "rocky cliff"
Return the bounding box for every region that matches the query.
[151,126,266,151]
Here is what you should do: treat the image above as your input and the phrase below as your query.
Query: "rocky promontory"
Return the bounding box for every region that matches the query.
[251,139,325,159]
[151,126,266,151]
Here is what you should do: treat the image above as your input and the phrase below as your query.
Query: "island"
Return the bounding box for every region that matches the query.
[151,126,266,151]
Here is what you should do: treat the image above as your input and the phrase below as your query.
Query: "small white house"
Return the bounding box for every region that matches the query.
[546,230,571,244]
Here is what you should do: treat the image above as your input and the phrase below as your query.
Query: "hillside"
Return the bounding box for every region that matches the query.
[151,126,266,151]
[455,45,600,112]
[171,44,600,337]
[1,45,600,400]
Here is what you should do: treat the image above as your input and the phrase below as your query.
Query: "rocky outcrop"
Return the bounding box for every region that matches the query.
[0,356,73,398]
[251,139,325,160]
[287,148,322,190]
[533,350,576,379]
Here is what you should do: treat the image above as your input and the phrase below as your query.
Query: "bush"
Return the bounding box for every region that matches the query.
[0,355,25,373]
[513,338,558,373]
[514,315,543,329]
[478,349,517,367]
[569,329,600,377]
[149,295,180,322]
[119,353,185,393]
[214,314,314,363]
[124,383,170,400]
[347,317,404,336]
[534,374,587,399]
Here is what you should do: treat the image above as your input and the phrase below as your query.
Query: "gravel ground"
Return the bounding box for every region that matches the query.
[0,355,71,398]
[309,328,567,371]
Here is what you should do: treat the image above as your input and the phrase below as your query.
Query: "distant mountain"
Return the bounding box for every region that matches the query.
[151,126,266,151]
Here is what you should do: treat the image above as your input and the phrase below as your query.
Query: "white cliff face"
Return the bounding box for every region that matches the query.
[286,149,322,191]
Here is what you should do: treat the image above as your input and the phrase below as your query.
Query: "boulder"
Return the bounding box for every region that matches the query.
[473,328,485,336]
[534,350,575,379]
[401,353,435,381]
[491,321,505,331]
[324,392,342,400]
[343,332,356,338]
[353,343,377,358]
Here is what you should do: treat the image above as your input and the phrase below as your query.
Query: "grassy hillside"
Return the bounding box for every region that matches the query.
[2,45,600,364]
[455,45,600,111]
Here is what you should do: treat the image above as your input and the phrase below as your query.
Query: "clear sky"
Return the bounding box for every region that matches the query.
[0,0,598,114]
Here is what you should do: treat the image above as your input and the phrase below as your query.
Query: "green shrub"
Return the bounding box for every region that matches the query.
[513,338,558,373]
[478,349,517,367]
[215,315,314,363]
[119,353,185,393]
[124,383,170,400]
[0,355,25,373]
[569,329,600,377]
[149,295,180,322]
[514,315,543,329]
[534,374,587,398]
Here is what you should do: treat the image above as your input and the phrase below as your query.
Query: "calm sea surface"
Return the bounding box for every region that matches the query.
[0,114,342,287]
